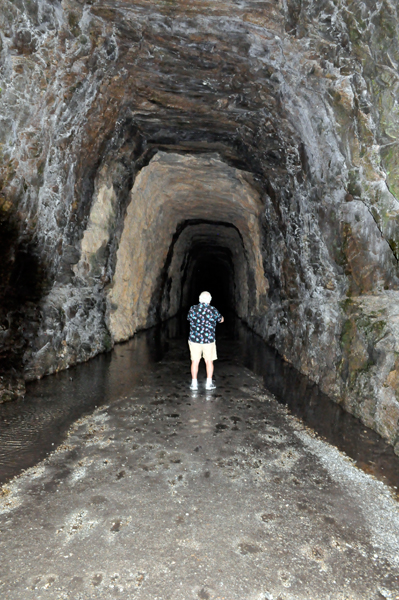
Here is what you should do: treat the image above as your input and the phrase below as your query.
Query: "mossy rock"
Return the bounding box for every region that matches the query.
[102,332,113,352]
[340,317,356,351]
[381,143,399,202]
[68,12,81,38]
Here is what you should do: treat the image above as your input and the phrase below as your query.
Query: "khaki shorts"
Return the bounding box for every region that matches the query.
[188,341,218,362]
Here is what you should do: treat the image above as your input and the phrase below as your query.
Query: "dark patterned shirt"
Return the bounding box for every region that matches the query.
[188,303,223,344]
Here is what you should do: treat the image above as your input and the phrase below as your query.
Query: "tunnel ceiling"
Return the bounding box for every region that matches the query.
[2,0,399,452]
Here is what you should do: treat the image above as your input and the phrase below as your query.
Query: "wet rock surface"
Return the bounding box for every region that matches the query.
[1,335,399,599]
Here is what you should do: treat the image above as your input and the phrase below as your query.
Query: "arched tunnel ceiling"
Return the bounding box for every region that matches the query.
[3,0,399,271]
[106,152,268,341]
[84,0,293,180]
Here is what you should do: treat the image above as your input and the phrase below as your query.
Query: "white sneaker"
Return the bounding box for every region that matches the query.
[205,381,216,390]
[190,381,198,390]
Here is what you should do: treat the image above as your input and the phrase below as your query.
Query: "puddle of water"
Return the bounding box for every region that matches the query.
[228,320,399,496]
[1,314,398,498]
[0,327,167,485]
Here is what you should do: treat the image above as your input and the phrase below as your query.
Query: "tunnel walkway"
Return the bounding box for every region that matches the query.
[1,329,399,600]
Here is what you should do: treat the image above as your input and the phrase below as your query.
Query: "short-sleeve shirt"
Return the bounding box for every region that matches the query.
[188,303,223,344]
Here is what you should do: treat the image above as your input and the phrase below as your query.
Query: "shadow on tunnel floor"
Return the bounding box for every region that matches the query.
[0,313,398,498]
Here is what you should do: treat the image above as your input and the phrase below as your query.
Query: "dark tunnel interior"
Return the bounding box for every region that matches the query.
[181,243,235,316]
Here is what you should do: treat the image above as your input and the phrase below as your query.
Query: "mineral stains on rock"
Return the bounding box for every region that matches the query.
[1,0,399,450]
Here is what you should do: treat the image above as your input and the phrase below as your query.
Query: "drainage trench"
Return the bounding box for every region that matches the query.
[1,316,398,497]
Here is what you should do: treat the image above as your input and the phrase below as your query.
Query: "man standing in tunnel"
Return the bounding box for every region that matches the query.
[188,291,224,391]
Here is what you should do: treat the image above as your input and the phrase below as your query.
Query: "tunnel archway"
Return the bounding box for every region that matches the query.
[161,219,252,323]
[105,152,268,342]
[2,0,399,450]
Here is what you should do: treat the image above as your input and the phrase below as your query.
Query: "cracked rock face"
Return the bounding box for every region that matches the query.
[1,0,399,450]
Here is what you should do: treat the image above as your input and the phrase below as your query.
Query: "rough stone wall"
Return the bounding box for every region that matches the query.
[339,293,399,454]
[1,0,399,451]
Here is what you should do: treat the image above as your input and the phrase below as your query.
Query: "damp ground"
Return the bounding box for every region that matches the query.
[1,318,398,492]
[1,319,399,599]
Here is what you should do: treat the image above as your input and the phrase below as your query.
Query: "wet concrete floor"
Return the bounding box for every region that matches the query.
[1,320,399,599]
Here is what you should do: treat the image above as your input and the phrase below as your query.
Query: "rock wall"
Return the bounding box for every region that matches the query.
[1,0,399,451]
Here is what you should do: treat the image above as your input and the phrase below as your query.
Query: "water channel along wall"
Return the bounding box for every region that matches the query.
[1,0,399,458]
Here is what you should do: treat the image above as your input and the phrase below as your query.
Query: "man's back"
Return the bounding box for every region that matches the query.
[188,303,222,344]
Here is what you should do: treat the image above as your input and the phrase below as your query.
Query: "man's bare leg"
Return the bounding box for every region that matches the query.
[191,360,200,379]
[205,359,214,380]
[191,360,200,389]
[205,359,215,389]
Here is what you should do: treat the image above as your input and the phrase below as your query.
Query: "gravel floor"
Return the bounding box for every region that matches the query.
[1,337,399,600]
